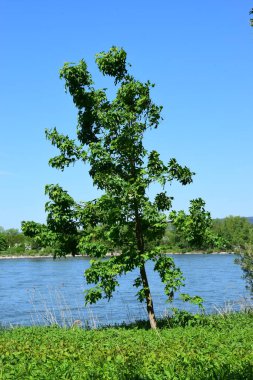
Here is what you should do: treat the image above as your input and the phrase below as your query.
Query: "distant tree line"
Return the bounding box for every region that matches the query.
[2,213,253,258]
[2,213,253,256]
[0,226,47,255]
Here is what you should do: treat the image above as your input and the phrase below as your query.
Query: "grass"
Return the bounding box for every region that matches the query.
[0,312,253,379]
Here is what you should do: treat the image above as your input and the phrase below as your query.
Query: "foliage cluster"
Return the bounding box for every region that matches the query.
[0,312,253,379]
[160,198,225,252]
[0,226,41,255]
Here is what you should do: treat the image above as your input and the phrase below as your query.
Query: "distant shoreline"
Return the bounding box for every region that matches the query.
[0,251,234,260]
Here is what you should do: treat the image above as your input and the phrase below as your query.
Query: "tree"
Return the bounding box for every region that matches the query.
[3,228,24,248]
[170,198,217,250]
[0,234,8,251]
[23,47,195,329]
[212,216,253,252]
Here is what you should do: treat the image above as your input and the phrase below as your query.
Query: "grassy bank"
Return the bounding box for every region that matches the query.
[1,312,253,379]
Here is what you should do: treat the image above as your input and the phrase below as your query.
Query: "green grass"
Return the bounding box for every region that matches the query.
[0,312,253,379]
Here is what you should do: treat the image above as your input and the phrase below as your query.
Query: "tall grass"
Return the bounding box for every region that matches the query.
[24,286,149,329]
[21,286,253,329]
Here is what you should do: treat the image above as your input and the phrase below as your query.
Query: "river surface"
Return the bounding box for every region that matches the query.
[0,254,250,327]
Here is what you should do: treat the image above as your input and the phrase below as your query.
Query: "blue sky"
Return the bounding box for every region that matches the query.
[1,0,253,230]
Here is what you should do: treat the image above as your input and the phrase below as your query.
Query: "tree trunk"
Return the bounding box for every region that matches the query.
[134,203,157,329]
[130,154,157,329]
[140,263,157,329]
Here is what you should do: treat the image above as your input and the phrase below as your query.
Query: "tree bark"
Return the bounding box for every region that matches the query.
[130,145,157,329]
[140,262,157,329]
[134,200,157,329]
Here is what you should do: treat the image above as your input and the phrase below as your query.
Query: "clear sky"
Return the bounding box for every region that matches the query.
[1,0,253,230]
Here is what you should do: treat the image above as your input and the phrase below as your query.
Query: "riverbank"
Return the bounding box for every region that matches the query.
[0,251,233,259]
[1,312,252,379]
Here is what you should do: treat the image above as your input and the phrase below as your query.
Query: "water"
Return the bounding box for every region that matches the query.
[0,254,250,327]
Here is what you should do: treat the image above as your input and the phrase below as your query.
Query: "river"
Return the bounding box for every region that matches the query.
[0,254,250,327]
